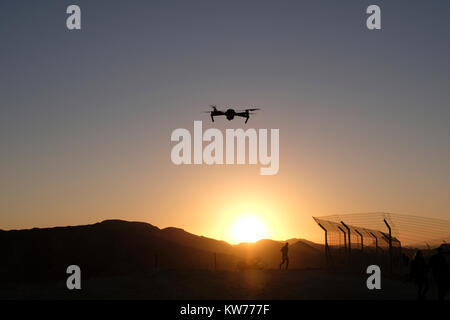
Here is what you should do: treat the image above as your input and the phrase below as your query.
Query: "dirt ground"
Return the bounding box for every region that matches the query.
[3,268,441,300]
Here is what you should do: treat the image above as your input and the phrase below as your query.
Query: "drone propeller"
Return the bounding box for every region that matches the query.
[237,107,260,112]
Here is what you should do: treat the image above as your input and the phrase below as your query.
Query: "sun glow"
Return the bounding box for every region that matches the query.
[230,215,269,244]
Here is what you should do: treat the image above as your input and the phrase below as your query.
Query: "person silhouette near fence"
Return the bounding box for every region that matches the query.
[410,250,429,300]
[429,246,449,300]
[279,243,289,270]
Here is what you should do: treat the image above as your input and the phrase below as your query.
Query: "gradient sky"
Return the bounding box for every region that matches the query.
[1,0,449,243]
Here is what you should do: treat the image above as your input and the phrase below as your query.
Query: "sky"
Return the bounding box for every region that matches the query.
[1,0,449,244]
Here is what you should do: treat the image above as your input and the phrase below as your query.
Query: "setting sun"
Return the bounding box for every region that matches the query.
[229,215,269,244]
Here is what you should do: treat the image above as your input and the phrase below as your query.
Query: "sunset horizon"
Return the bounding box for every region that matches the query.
[1,0,449,305]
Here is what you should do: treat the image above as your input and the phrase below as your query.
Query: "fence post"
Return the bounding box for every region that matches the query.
[341,221,351,255]
[318,223,329,266]
[214,252,217,270]
[384,219,393,273]
[370,232,379,252]
[355,229,363,252]
[338,226,347,253]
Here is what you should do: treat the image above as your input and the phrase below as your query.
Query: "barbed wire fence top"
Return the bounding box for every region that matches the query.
[313,212,450,249]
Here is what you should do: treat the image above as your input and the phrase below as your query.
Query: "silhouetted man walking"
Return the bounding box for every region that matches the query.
[280,243,289,270]
[430,246,449,300]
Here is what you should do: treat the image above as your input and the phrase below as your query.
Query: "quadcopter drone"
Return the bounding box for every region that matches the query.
[203,105,260,123]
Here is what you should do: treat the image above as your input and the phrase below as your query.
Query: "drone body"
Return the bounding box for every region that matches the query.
[205,105,260,124]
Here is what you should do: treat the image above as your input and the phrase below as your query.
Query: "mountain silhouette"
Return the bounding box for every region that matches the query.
[0,220,324,285]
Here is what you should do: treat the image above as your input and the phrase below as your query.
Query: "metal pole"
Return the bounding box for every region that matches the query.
[318,223,329,261]
[370,232,379,252]
[341,221,351,255]
[338,226,347,253]
[355,229,363,252]
[384,219,392,273]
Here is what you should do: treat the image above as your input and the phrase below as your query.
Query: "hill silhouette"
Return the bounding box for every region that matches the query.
[0,220,324,284]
